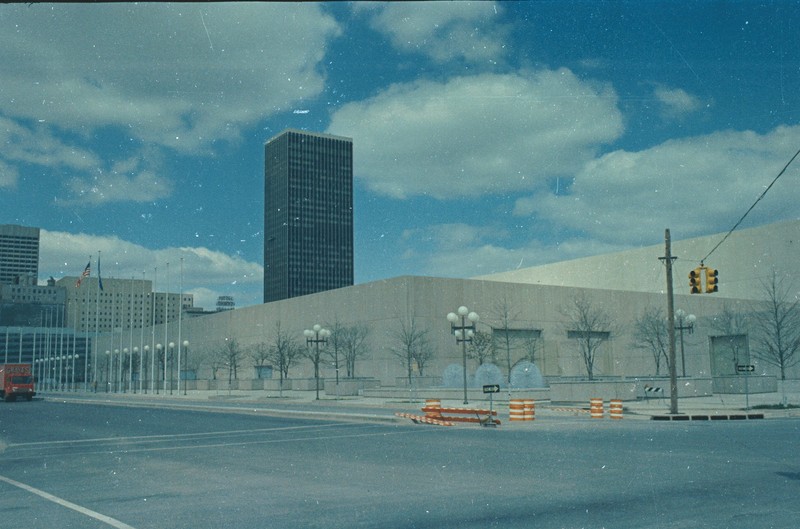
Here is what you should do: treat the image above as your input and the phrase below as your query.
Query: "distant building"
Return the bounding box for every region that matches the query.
[216,295,235,312]
[264,129,354,303]
[0,224,40,286]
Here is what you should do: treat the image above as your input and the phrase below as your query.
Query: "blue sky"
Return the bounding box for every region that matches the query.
[1,2,799,309]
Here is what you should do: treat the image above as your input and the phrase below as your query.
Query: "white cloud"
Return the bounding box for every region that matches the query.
[38,230,264,308]
[355,1,508,64]
[654,85,702,118]
[328,69,623,199]
[0,4,341,153]
[525,125,800,246]
[59,151,172,206]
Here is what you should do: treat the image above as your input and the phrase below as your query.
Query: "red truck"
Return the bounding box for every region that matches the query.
[0,364,36,402]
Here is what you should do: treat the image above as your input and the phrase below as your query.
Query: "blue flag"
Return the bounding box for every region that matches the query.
[97,256,104,291]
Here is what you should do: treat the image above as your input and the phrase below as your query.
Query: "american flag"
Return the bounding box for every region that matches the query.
[76,261,91,287]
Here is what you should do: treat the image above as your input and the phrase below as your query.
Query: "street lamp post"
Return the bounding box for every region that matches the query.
[182,340,189,395]
[169,342,175,395]
[132,347,138,393]
[447,306,479,405]
[122,348,129,392]
[105,350,111,393]
[155,344,162,394]
[304,324,330,401]
[675,309,696,378]
[143,345,150,394]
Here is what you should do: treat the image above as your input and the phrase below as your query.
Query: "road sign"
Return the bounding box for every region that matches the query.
[483,384,500,394]
[737,364,755,372]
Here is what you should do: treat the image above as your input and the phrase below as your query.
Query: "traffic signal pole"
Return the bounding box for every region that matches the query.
[662,229,679,415]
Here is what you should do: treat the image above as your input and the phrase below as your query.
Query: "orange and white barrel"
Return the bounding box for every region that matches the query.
[523,399,535,421]
[424,399,441,417]
[509,399,526,421]
[590,398,604,419]
[609,399,623,420]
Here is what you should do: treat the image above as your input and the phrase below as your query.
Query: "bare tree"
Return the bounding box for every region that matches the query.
[266,321,302,390]
[466,330,495,366]
[340,324,370,378]
[750,271,800,381]
[491,297,522,382]
[250,342,272,379]
[632,306,669,375]
[709,303,750,372]
[217,337,245,384]
[561,293,616,380]
[390,317,431,384]
[519,331,542,365]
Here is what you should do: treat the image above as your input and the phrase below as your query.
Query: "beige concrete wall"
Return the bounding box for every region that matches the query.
[475,219,800,301]
[95,274,798,387]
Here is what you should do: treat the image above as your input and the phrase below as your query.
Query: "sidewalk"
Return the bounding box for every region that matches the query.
[40,384,800,422]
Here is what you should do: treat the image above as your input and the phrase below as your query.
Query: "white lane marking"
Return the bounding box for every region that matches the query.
[0,474,137,529]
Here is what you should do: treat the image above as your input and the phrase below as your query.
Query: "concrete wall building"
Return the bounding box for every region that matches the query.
[264,129,354,303]
[0,224,40,286]
[94,219,800,395]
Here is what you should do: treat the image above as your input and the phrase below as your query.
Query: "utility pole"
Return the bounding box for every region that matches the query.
[661,229,679,415]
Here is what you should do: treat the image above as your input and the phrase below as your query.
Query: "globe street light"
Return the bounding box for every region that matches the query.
[675,309,696,378]
[304,324,330,401]
[447,306,479,405]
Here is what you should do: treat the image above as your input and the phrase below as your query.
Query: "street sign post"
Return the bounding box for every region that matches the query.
[483,385,500,419]
[736,365,754,410]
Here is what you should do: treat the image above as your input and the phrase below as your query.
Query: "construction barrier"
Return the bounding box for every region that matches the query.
[590,398,604,419]
[523,399,535,421]
[416,403,501,426]
[609,399,623,420]
[509,399,526,421]
[424,399,441,416]
[395,412,453,426]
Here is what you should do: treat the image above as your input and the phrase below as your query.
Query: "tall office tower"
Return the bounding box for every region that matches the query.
[264,129,354,303]
[0,224,40,285]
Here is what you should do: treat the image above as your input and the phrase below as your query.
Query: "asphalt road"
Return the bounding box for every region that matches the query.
[1,400,798,529]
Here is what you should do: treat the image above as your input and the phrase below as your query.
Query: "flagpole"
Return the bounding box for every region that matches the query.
[151,266,157,394]
[177,257,183,398]
[84,255,91,391]
[164,261,169,394]
[93,251,101,389]
[140,270,146,393]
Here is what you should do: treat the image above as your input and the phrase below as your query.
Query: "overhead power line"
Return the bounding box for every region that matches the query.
[701,145,800,263]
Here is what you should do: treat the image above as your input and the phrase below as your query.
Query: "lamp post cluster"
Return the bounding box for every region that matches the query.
[304,324,330,401]
[34,354,80,391]
[447,306,479,405]
[675,309,696,378]
[101,340,189,395]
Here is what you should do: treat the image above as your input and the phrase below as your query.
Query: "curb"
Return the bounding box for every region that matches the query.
[650,413,765,421]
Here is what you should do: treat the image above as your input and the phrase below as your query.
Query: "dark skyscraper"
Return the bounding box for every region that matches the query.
[264,129,354,303]
[0,224,40,285]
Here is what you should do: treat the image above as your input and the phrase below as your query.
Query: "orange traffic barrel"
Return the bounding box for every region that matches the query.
[424,399,441,417]
[523,399,535,421]
[590,398,604,419]
[609,399,623,420]
[509,399,526,421]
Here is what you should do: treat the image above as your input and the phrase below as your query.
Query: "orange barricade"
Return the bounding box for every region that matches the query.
[509,399,526,421]
[523,399,535,421]
[609,399,623,420]
[419,403,501,426]
[590,398,604,419]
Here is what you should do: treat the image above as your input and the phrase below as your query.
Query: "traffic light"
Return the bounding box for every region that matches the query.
[689,268,702,294]
[705,268,718,293]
